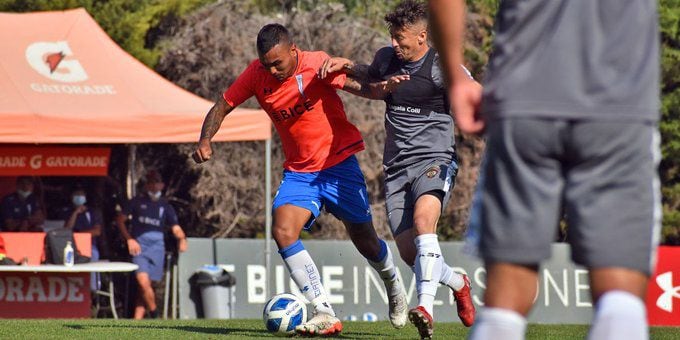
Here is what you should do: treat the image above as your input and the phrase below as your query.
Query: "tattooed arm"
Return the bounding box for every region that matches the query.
[192,97,235,163]
[318,57,372,83]
[341,74,410,100]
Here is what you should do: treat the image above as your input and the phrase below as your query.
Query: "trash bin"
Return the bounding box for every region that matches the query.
[195,265,236,319]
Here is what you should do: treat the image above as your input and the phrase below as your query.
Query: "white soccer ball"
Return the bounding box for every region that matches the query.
[263,293,307,335]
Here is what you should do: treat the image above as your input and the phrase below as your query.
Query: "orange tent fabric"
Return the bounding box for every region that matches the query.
[0,8,270,143]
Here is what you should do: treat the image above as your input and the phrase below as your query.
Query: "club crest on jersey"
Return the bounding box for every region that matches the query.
[295,74,306,98]
[426,167,439,178]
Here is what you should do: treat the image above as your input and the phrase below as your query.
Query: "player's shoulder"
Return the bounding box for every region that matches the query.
[300,50,330,67]
[376,46,395,57]
[373,46,395,63]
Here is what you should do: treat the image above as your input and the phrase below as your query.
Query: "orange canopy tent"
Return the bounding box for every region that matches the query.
[0,8,270,143]
[0,8,276,298]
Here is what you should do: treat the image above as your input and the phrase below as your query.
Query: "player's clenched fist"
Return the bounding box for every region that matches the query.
[192,138,213,163]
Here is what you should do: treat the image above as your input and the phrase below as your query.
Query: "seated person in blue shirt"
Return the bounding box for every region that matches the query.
[116,171,188,319]
[1,176,44,232]
[61,185,103,290]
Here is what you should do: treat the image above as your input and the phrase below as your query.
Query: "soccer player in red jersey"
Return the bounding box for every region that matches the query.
[193,24,408,335]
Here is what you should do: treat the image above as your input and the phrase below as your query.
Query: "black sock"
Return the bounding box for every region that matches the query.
[149,309,159,319]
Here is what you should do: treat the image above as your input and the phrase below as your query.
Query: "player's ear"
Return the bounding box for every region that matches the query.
[418,30,427,45]
[289,43,297,55]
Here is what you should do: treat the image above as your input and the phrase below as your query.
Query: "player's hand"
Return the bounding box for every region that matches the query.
[192,138,213,164]
[177,238,188,253]
[127,239,141,256]
[450,79,484,135]
[383,74,410,93]
[74,205,87,214]
[318,57,352,79]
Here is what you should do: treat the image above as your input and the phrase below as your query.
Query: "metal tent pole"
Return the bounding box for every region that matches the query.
[126,144,137,199]
[264,138,272,298]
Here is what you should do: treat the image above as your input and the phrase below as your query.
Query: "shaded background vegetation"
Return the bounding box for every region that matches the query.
[1,0,678,245]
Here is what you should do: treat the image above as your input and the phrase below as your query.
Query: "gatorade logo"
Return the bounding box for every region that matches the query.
[25,41,88,82]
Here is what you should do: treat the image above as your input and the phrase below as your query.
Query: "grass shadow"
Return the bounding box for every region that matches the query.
[63,323,271,337]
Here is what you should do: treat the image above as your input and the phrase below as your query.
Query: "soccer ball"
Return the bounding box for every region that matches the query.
[263,293,307,335]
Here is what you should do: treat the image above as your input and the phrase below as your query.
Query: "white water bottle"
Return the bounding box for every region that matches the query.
[63,241,74,267]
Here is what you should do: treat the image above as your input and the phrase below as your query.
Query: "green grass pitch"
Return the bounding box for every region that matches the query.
[0,320,676,339]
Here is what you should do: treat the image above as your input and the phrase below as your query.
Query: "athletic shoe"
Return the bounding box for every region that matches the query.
[453,274,476,327]
[388,289,408,329]
[295,312,343,336]
[408,306,433,340]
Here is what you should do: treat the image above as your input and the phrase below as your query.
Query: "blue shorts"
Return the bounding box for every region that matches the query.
[132,241,165,282]
[273,155,372,230]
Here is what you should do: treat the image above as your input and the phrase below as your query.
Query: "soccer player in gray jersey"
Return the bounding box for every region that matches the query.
[319,1,476,338]
[430,1,661,340]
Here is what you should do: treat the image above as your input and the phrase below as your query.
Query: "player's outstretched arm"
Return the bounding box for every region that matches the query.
[318,57,371,82]
[342,75,410,100]
[193,97,235,164]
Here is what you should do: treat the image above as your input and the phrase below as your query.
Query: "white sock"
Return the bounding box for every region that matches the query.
[279,240,335,317]
[588,291,648,340]
[414,234,443,317]
[367,239,403,297]
[469,307,527,340]
[440,263,465,291]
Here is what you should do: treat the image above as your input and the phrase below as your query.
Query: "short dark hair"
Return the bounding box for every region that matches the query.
[384,0,428,30]
[257,23,291,55]
[145,170,163,184]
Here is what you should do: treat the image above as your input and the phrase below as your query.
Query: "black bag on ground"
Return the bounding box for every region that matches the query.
[43,228,91,264]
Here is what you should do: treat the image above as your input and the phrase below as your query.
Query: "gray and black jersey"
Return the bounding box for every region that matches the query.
[482,0,660,122]
[368,47,456,171]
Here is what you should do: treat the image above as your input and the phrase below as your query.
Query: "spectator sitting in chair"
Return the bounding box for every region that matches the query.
[116,170,188,319]
[61,185,103,290]
[1,176,44,232]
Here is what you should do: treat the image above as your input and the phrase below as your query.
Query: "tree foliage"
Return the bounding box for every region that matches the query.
[659,0,680,244]
[1,0,678,243]
[0,0,212,67]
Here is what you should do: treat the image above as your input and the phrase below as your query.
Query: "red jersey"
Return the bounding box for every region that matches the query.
[223,50,364,172]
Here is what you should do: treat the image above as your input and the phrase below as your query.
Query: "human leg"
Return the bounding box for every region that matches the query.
[273,205,333,312]
[345,220,408,328]
[321,156,406,328]
[564,121,660,340]
[134,272,156,319]
[271,171,342,335]
[409,194,474,338]
[131,246,164,319]
[468,119,567,340]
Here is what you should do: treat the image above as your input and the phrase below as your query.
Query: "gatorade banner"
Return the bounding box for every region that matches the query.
[0,146,110,176]
[0,272,91,318]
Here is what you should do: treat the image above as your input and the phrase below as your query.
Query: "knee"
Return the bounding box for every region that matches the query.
[136,274,151,289]
[272,224,299,248]
[412,215,435,233]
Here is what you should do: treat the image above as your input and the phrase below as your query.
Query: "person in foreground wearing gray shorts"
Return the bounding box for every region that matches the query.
[429,1,661,339]
[318,1,477,337]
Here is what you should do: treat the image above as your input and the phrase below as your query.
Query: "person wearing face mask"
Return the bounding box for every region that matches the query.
[61,185,103,290]
[1,176,45,232]
[116,170,187,319]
